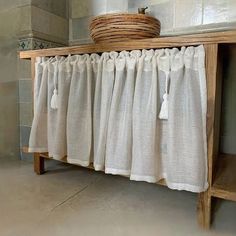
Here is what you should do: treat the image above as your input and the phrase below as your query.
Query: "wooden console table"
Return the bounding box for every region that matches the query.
[19,30,236,229]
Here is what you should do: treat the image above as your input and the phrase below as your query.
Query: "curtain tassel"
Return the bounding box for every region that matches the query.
[159,70,169,120]
[51,89,58,109]
[159,93,168,120]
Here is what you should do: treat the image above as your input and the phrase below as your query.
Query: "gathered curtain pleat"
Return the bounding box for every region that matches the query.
[67,54,93,166]
[29,45,208,193]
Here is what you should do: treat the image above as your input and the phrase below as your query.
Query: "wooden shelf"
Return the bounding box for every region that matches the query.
[211,154,236,201]
[22,146,167,186]
[19,30,236,59]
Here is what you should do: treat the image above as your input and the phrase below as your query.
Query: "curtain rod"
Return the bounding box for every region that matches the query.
[19,30,236,59]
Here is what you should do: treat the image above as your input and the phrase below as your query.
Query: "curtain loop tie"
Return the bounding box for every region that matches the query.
[50,61,59,110]
[159,70,169,120]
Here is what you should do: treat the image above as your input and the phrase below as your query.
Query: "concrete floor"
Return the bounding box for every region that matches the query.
[0,158,235,236]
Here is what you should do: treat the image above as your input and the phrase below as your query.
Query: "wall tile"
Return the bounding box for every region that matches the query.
[31,0,68,18]
[128,0,148,9]
[0,6,23,159]
[228,0,236,22]
[70,0,90,18]
[0,0,31,12]
[72,16,93,41]
[0,44,18,83]
[149,1,174,33]
[20,125,31,147]
[69,37,93,46]
[19,102,33,126]
[18,5,32,33]
[174,0,202,28]
[71,0,107,18]
[17,59,31,79]
[31,6,68,43]
[203,0,228,24]
[106,0,128,13]
[0,81,19,158]
[0,7,19,36]
[19,79,32,103]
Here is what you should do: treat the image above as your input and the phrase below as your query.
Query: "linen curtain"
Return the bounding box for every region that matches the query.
[29,45,208,193]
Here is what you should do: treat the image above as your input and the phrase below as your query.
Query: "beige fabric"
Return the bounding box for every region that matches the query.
[166,46,208,192]
[28,58,50,152]
[67,55,93,166]
[93,52,116,171]
[105,51,138,176]
[29,46,207,193]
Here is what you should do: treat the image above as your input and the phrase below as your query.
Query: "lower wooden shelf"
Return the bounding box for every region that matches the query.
[211,154,236,201]
[22,147,236,197]
[22,146,167,186]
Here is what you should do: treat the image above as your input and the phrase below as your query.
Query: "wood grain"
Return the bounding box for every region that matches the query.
[23,149,167,186]
[19,30,236,59]
[34,153,45,175]
[197,44,219,229]
[211,154,236,201]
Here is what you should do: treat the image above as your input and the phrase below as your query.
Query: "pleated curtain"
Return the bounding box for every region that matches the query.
[29,45,208,193]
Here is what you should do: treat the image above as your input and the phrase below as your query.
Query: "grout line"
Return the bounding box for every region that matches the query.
[50,184,90,212]
[20,123,32,127]
[18,78,32,81]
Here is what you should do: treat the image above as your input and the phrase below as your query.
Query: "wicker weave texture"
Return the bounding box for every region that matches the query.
[90,13,161,43]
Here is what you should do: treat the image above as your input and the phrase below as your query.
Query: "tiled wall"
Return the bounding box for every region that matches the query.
[18,2,69,47]
[69,0,236,45]
[0,5,23,160]
[17,59,32,160]
[16,0,69,160]
[19,1,69,160]
[31,0,68,18]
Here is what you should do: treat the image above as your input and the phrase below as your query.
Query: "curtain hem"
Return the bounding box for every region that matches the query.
[166,181,209,193]
[67,158,90,167]
[28,147,48,153]
[105,168,130,176]
[130,174,158,183]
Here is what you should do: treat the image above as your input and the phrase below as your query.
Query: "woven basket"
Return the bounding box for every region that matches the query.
[90,13,161,43]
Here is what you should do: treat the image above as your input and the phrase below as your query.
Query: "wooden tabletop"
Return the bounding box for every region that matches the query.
[19,30,236,59]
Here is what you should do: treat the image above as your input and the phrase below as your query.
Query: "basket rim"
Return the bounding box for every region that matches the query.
[91,13,160,22]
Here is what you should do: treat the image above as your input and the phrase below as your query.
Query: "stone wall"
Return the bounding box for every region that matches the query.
[0,3,27,160]
[18,0,69,160]
[69,0,236,45]
[0,0,69,160]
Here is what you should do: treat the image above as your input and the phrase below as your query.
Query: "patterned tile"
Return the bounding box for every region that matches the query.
[18,37,64,51]
[18,39,32,51]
